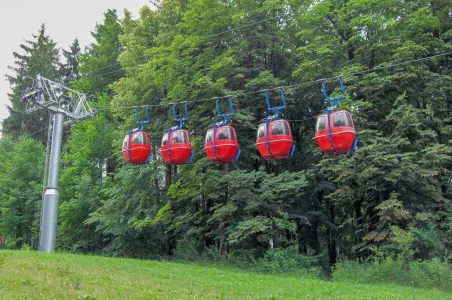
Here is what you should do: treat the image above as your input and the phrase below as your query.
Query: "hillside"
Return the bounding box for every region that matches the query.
[0,250,450,299]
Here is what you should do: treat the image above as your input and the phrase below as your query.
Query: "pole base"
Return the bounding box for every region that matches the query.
[38,188,59,253]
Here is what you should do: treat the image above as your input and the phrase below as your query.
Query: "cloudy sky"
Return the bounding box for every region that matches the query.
[0,0,152,125]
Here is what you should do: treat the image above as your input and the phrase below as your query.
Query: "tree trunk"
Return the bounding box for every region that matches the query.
[152,146,159,189]
[328,201,337,266]
[219,221,227,255]
[354,198,363,245]
[219,163,229,255]
[173,165,178,183]
[165,164,172,188]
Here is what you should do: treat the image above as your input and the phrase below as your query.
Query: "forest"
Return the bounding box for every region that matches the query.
[0,0,451,281]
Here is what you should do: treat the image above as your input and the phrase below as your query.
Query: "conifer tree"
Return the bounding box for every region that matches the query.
[59,39,81,86]
[3,24,60,140]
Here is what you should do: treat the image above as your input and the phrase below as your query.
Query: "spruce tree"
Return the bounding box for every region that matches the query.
[3,24,60,140]
[59,38,81,86]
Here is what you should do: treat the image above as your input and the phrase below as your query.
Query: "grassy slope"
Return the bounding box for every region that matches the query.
[0,250,450,300]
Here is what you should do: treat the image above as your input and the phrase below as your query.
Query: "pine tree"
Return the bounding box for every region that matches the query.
[59,39,81,86]
[74,9,124,95]
[3,24,60,140]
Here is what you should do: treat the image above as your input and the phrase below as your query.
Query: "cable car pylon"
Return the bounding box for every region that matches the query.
[20,75,95,253]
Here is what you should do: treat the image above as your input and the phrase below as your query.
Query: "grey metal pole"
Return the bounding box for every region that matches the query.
[38,112,64,252]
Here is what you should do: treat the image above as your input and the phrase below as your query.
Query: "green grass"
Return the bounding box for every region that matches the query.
[0,250,450,299]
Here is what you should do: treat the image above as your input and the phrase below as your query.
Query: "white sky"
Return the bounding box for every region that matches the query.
[0,0,152,126]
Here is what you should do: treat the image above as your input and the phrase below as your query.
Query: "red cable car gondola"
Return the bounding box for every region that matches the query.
[122,130,152,164]
[161,129,193,165]
[204,98,240,163]
[256,119,294,160]
[122,107,152,165]
[315,110,356,154]
[256,89,295,160]
[205,126,239,163]
[314,78,358,154]
[160,104,194,165]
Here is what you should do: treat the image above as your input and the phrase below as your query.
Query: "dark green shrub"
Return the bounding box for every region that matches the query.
[226,246,319,274]
[334,226,452,291]
[409,225,445,259]
[173,237,203,261]
[262,246,318,273]
[408,258,452,290]
[227,249,259,268]
[333,258,452,291]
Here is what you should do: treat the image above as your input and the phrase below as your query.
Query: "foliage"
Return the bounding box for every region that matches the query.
[334,225,452,291]
[73,9,124,95]
[59,38,81,86]
[334,258,452,292]
[3,25,60,140]
[0,137,44,249]
[0,0,451,277]
[260,246,318,274]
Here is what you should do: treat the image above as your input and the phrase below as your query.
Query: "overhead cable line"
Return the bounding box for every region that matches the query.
[24,116,317,140]
[91,52,451,111]
[20,51,451,137]
[84,16,277,78]
[87,33,266,80]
